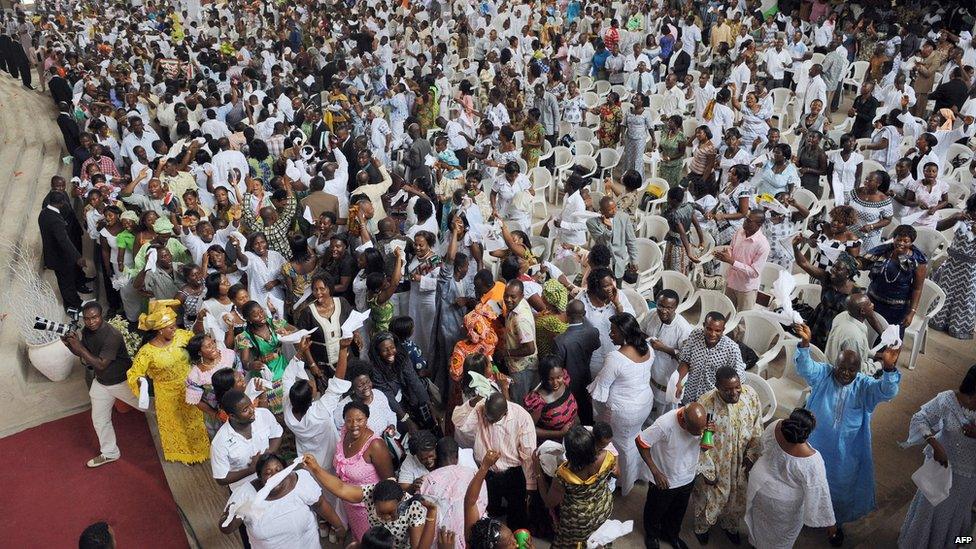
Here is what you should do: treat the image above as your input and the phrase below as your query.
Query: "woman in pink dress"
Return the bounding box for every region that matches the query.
[333,400,395,540]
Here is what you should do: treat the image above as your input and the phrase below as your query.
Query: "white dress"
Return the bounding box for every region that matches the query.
[580,294,636,378]
[282,361,349,470]
[587,350,654,496]
[226,469,323,549]
[745,421,835,549]
[828,150,863,206]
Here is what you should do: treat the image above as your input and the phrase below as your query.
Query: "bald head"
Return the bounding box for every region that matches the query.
[484,392,508,424]
[567,300,585,323]
[681,402,708,436]
[845,293,873,320]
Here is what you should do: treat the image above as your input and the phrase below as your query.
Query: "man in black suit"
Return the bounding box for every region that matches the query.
[39,191,89,311]
[554,299,602,425]
[56,102,81,153]
[49,68,73,107]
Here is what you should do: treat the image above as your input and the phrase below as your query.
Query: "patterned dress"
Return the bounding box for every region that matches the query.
[621,111,652,176]
[523,386,578,434]
[849,191,893,251]
[551,451,617,548]
[522,123,546,169]
[663,203,696,274]
[596,104,623,148]
[931,222,976,339]
[127,330,210,464]
[235,319,290,414]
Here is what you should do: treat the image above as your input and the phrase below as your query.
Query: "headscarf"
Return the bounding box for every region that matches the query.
[834,252,860,280]
[152,217,174,235]
[542,278,568,312]
[449,303,499,382]
[138,299,181,331]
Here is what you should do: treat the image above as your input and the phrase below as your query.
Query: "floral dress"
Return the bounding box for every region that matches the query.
[596,104,623,148]
[127,330,210,464]
[185,348,242,437]
[248,157,275,189]
[522,122,546,169]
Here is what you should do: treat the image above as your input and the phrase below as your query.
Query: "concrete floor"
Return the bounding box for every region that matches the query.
[2,73,975,548]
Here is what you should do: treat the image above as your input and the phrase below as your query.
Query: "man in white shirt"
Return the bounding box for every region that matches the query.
[765,37,794,89]
[199,109,231,140]
[120,117,160,164]
[644,289,693,426]
[210,137,250,196]
[211,390,283,488]
[638,402,711,549]
[680,15,702,66]
[800,63,828,116]
[876,72,917,112]
[660,73,686,117]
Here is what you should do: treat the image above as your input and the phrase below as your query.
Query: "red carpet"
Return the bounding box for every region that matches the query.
[0,410,189,548]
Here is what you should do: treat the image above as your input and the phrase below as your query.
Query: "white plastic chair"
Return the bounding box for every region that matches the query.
[792,187,823,218]
[759,263,787,294]
[611,84,632,102]
[861,159,885,177]
[573,126,596,145]
[742,371,778,424]
[529,167,552,219]
[733,310,787,377]
[767,339,821,418]
[638,214,670,242]
[944,143,973,177]
[582,91,600,109]
[573,140,595,158]
[791,283,822,310]
[913,227,950,265]
[681,289,738,328]
[622,287,650,324]
[641,177,670,213]
[574,155,598,181]
[903,279,946,370]
[578,76,595,92]
[657,270,696,313]
[842,61,869,100]
[594,80,611,97]
[596,148,621,180]
[948,181,971,206]
[630,238,664,295]
[552,146,575,201]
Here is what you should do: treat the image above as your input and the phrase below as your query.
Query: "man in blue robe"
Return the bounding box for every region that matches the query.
[794,323,901,546]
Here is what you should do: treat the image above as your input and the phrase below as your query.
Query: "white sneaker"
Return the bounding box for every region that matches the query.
[86,454,119,468]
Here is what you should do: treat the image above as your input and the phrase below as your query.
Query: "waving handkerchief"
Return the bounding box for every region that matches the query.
[137,377,151,410]
[144,248,158,273]
[870,324,902,352]
[537,440,567,476]
[221,456,305,527]
[341,310,371,338]
[816,239,843,265]
[279,327,318,344]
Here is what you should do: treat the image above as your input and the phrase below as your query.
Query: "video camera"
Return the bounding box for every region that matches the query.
[34,307,82,336]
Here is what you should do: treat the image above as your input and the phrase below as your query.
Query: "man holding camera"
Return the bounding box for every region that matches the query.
[62,302,139,468]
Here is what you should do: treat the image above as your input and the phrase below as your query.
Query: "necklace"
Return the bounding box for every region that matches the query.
[882,255,903,284]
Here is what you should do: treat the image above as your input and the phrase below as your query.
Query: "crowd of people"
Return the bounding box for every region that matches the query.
[9,0,976,547]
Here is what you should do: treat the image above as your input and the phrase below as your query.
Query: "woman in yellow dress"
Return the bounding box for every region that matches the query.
[127,300,209,464]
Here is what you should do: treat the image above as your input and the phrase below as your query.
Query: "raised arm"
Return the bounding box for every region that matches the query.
[301,453,365,503]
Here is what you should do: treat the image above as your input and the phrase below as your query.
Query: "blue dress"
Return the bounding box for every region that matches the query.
[796,347,901,524]
[864,244,927,328]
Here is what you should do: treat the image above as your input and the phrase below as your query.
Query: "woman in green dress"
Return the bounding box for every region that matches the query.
[522,108,546,169]
[235,300,297,414]
[534,425,618,548]
[658,115,687,187]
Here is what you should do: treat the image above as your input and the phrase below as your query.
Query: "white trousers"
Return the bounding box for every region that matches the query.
[90,379,141,458]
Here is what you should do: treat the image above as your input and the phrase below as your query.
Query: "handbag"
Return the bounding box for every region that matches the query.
[622,263,639,284]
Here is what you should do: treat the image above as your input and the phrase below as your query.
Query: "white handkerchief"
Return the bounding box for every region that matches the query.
[870,324,902,352]
[537,440,566,477]
[779,232,801,251]
[279,327,318,343]
[145,248,158,273]
[293,288,313,311]
[831,178,849,207]
[390,189,409,205]
[666,371,680,404]
[138,377,150,410]
[911,458,952,506]
[424,154,438,167]
[341,309,371,338]
[586,520,634,548]
[898,209,927,226]
[303,205,315,224]
[260,366,274,381]
[386,239,406,255]
[245,377,267,401]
